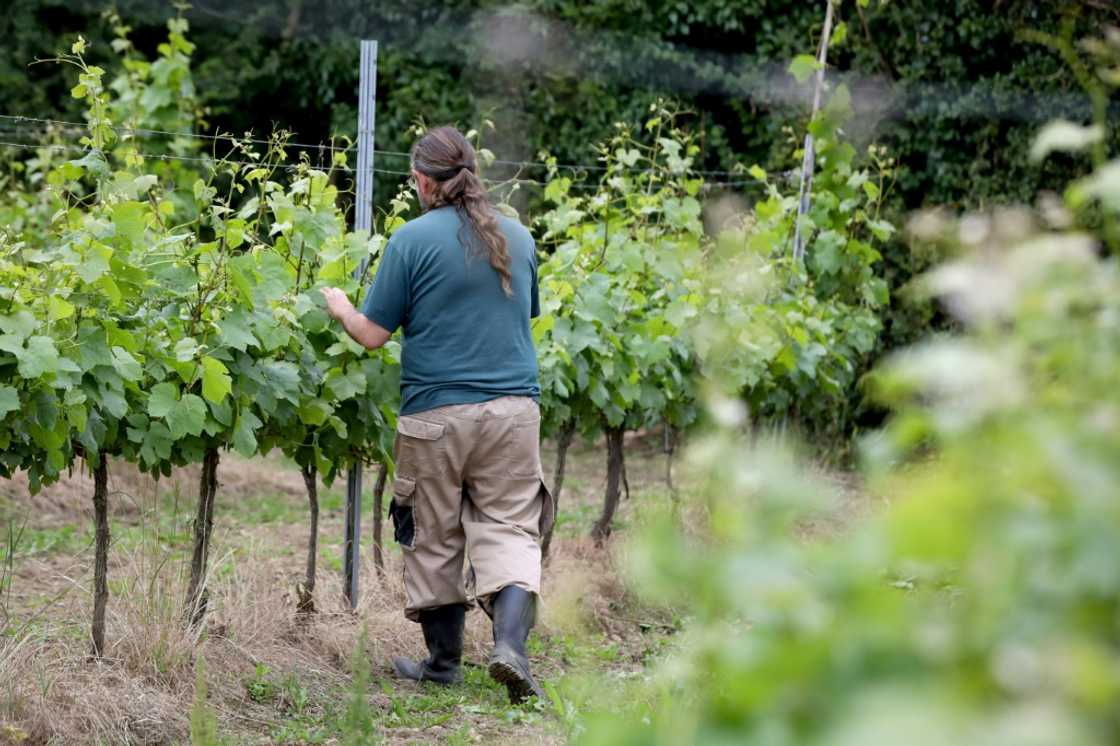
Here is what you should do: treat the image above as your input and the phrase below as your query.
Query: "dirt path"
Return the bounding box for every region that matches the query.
[0,435,685,745]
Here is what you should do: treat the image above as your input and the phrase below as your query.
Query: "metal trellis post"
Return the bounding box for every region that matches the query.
[344,39,379,610]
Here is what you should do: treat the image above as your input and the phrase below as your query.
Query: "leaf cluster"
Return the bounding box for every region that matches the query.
[0,21,399,492]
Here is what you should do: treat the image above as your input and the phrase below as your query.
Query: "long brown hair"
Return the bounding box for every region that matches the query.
[411,126,512,296]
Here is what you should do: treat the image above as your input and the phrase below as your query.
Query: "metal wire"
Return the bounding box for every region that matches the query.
[0,138,410,175]
[0,136,766,190]
[0,112,759,179]
[0,113,364,156]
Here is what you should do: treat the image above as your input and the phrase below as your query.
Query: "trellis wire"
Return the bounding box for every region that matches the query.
[0,112,760,180]
[0,137,770,191]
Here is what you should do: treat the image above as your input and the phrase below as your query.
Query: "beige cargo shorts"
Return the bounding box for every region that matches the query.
[390,395,555,621]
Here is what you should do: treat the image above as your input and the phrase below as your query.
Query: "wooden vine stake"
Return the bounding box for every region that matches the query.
[184,447,219,627]
[371,463,388,579]
[792,0,836,262]
[664,423,679,509]
[90,457,109,657]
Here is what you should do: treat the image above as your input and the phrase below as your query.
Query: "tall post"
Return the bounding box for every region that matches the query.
[345,39,379,610]
[792,0,835,262]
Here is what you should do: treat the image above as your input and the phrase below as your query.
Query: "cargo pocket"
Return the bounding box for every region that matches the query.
[390,476,417,550]
[396,416,446,471]
[537,474,556,542]
[397,416,445,442]
[506,411,543,479]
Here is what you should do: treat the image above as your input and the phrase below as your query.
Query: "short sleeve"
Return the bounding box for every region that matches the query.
[360,235,409,333]
[530,245,540,319]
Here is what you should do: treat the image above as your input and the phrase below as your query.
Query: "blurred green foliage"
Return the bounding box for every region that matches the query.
[570,26,1120,746]
[695,84,892,442]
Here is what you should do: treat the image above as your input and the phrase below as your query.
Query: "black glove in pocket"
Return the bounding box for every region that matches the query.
[390,476,416,549]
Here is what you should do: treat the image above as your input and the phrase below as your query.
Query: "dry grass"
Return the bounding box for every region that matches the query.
[0,438,683,745]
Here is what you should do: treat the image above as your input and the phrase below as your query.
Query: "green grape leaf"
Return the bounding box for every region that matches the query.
[209,397,233,427]
[67,150,109,179]
[256,251,294,301]
[0,310,36,338]
[131,174,158,196]
[48,297,75,321]
[0,386,18,417]
[223,218,247,250]
[789,54,822,83]
[298,398,333,426]
[76,244,112,284]
[253,316,289,351]
[106,327,138,353]
[77,326,113,369]
[148,382,179,418]
[775,345,797,373]
[111,346,143,381]
[30,389,59,431]
[141,421,174,465]
[324,366,366,401]
[167,393,207,440]
[200,356,232,404]
[97,385,128,419]
[18,336,60,379]
[218,310,257,352]
[97,276,122,306]
[68,403,88,433]
[0,334,23,356]
[866,218,895,242]
[174,337,199,362]
[259,360,301,403]
[812,230,847,275]
[112,201,147,247]
[233,409,263,457]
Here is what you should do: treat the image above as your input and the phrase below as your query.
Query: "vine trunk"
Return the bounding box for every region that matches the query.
[591,427,625,546]
[298,463,318,614]
[542,420,575,562]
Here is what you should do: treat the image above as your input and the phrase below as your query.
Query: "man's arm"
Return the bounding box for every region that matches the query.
[320,287,392,350]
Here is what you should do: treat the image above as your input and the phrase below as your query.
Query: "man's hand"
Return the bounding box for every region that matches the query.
[320,287,355,321]
[319,286,392,350]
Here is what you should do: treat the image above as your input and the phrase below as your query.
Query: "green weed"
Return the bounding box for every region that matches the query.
[339,626,378,745]
[190,655,221,746]
[244,662,276,704]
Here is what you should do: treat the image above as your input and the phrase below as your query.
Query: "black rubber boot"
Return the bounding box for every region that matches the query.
[487,586,545,703]
[392,604,465,684]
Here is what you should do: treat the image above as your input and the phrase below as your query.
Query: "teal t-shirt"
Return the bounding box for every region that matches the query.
[360,205,541,416]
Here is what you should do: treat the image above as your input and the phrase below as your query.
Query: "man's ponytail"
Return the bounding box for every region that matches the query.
[411,127,513,297]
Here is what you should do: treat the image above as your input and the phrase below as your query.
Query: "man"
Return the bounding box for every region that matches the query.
[320,125,553,704]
